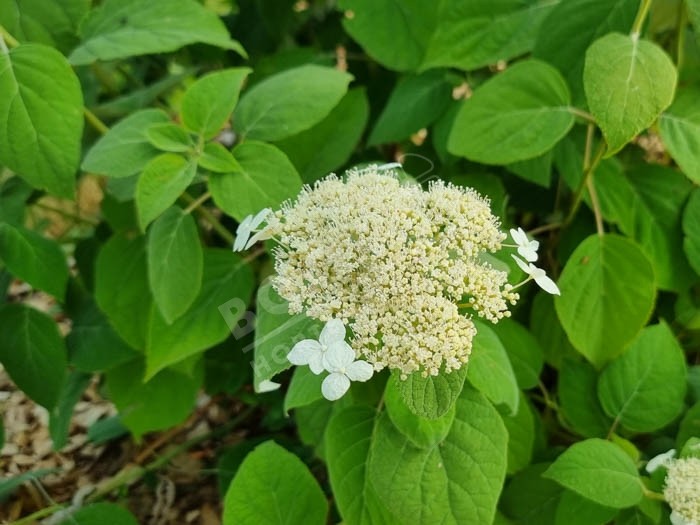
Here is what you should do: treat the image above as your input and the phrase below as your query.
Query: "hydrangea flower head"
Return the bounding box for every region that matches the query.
[664,457,700,525]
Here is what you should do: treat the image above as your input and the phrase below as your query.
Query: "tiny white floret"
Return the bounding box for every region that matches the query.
[320,341,373,401]
[512,255,560,295]
[646,448,677,473]
[287,318,347,375]
[233,208,272,251]
[510,227,539,262]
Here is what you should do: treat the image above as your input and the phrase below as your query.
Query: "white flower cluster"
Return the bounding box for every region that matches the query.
[234,165,561,399]
[647,449,700,525]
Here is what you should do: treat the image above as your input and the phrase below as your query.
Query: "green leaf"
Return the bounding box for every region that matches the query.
[95,233,152,349]
[659,87,700,183]
[69,0,246,65]
[209,142,302,222]
[677,400,700,450]
[690,0,700,45]
[491,319,544,390]
[533,0,639,104]
[0,304,67,409]
[0,223,69,299]
[60,503,139,525]
[0,43,83,197]
[198,143,242,173]
[501,463,562,524]
[558,358,612,438]
[82,109,170,178]
[422,0,558,72]
[396,366,468,419]
[597,323,687,433]
[223,441,328,525]
[145,249,254,379]
[0,177,33,225]
[233,65,352,141]
[554,490,618,525]
[275,88,370,183]
[593,163,694,291]
[555,234,656,368]
[49,371,91,450]
[253,283,322,390]
[106,357,200,439]
[448,60,574,164]
[145,123,192,153]
[385,374,456,449]
[147,207,203,324]
[338,0,437,71]
[283,366,324,414]
[543,438,643,508]
[500,392,536,475]
[506,150,553,188]
[181,68,251,140]
[0,469,58,501]
[0,0,88,53]
[684,188,700,275]
[467,321,519,414]
[368,70,452,145]
[369,386,508,524]
[325,406,395,525]
[584,33,677,156]
[136,153,197,229]
[530,291,578,369]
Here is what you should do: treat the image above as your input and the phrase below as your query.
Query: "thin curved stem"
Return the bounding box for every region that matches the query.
[631,0,653,38]
[0,25,19,48]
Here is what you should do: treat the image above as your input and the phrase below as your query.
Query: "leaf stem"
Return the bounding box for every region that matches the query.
[33,201,100,226]
[184,191,211,214]
[0,25,19,49]
[587,177,605,236]
[567,107,595,123]
[527,222,563,236]
[677,3,687,70]
[631,0,653,38]
[181,192,235,245]
[10,503,66,525]
[83,107,110,135]
[564,124,606,225]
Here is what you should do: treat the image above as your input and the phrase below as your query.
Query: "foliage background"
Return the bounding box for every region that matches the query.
[1,0,700,523]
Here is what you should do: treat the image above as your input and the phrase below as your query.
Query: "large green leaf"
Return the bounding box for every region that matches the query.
[325,406,395,525]
[0,224,68,299]
[659,87,700,183]
[684,188,700,275]
[368,70,452,145]
[181,68,251,140]
[558,358,612,438]
[448,60,574,164]
[275,88,369,183]
[491,318,544,390]
[233,65,352,141]
[555,234,656,368]
[369,386,508,524]
[593,163,694,291]
[396,366,468,419]
[0,43,83,197]
[209,142,302,222]
[106,357,200,439]
[145,249,254,379]
[554,490,618,525]
[530,292,577,369]
[501,463,562,524]
[283,367,324,414]
[422,0,558,72]
[223,441,328,525]
[95,233,152,350]
[60,503,139,525]
[0,304,67,409]
[136,153,197,229]
[69,0,245,65]
[597,323,687,433]
[82,109,170,178]
[583,33,677,156]
[533,0,639,104]
[500,392,536,474]
[338,0,437,71]
[147,207,203,324]
[543,438,643,508]
[49,371,91,450]
[690,0,700,45]
[467,321,519,414]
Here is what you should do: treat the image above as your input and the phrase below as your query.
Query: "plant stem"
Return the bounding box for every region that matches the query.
[677,4,687,70]
[565,124,606,226]
[33,202,99,226]
[181,192,235,245]
[0,25,19,48]
[587,177,605,236]
[631,0,653,38]
[184,191,211,214]
[567,107,595,123]
[10,503,66,525]
[84,107,109,135]
[528,222,563,236]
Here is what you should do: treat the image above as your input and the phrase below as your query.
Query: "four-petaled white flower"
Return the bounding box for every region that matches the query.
[512,255,560,295]
[321,341,373,401]
[646,448,677,473]
[510,227,539,262]
[233,208,272,252]
[287,319,347,374]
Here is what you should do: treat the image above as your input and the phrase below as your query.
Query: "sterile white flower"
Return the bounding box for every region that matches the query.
[256,380,281,393]
[512,255,560,295]
[509,227,539,262]
[233,208,272,251]
[647,449,677,473]
[287,319,347,374]
[321,340,373,401]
